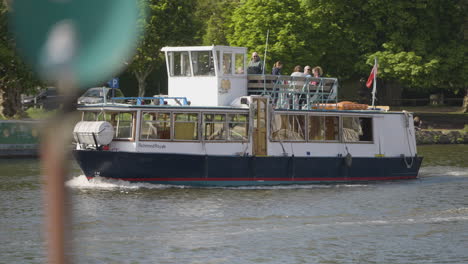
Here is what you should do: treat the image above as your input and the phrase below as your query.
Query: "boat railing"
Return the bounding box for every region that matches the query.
[247,74,338,110]
[108,96,189,106]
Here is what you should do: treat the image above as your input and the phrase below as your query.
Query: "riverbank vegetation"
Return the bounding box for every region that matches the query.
[1,0,467,119]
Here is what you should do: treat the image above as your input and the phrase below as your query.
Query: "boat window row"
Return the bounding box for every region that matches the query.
[140,112,249,141]
[271,114,373,142]
[167,50,245,77]
[81,111,373,143]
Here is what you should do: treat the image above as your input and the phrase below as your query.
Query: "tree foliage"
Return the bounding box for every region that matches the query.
[228,0,311,74]
[128,0,199,96]
[304,0,466,91]
[195,0,241,46]
[1,0,466,109]
[0,1,41,118]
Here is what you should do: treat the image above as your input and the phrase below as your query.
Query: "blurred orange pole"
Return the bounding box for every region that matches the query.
[41,83,78,264]
[41,121,70,264]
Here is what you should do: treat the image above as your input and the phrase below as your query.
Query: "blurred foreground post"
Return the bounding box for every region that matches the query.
[41,83,78,264]
[9,1,141,263]
[41,121,70,264]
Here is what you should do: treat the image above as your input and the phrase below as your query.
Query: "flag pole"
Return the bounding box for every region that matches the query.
[371,57,377,108]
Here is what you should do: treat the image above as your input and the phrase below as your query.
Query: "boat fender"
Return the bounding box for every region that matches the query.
[345,153,352,167]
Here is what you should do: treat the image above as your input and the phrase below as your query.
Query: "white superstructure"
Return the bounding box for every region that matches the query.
[162,46,247,107]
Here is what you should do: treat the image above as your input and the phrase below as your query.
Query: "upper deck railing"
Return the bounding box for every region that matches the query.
[79,96,190,107]
[247,74,338,110]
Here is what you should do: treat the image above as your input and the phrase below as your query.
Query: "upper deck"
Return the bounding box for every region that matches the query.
[160,45,340,110]
[80,46,384,113]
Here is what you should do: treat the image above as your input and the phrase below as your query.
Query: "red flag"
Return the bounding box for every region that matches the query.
[366,64,377,88]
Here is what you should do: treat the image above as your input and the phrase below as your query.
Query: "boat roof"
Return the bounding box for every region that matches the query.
[161,45,247,52]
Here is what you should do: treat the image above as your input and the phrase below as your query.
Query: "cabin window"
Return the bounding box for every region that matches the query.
[140,112,171,140]
[82,111,114,122]
[111,112,134,139]
[222,53,232,75]
[235,53,245,74]
[168,51,191,77]
[228,114,249,141]
[82,111,98,121]
[271,114,306,141]
[82,111,108,121]
[308,115,339,141]
[82,111,134,140]
[174,113,199,140]
[191,51,215,76]
[203,113,226,140]
[342,116,373,142]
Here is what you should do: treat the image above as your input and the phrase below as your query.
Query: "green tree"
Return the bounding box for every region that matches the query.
[304,0,466,92]
[365,0,466,91]
[128,0,199,97]
[228,0,311,74]
[0,0,41,118]
[195,0,241,46]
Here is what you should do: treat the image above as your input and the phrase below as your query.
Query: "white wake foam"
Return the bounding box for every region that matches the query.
[65,175,177,190]
[65,175,371,190]
[419,166,468,177]
[305,215,468,228]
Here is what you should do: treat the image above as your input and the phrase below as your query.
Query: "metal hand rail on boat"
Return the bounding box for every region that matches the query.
[109,96,189,106]
[247,74,338,110]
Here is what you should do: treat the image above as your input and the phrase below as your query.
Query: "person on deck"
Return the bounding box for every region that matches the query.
[413,116,423,130]
[289,66,306,109]
[311,66,323,85]
[290,65,305,77]
[313,66,322,77]
[272,61,283,75]
[304,65,312,77]
[247,52,264,74]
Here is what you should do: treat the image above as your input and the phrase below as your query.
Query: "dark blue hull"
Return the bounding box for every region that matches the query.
[73,150,423,186]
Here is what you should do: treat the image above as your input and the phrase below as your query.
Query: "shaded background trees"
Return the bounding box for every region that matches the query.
[0,0,41,118]
[128,0,199,97]
[0,0,466,116]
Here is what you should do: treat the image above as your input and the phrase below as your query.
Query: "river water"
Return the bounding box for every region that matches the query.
[1,145,467,264]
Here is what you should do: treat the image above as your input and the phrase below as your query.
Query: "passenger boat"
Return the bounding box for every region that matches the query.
[72,45,423,186]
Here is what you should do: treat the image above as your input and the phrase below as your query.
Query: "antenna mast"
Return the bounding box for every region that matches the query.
[262,29,269,75]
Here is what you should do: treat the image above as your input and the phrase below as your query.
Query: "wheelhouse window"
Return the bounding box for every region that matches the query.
[228,114,248,141]
[222,53,232,75]
[111,112,134,139]
[174,113,199,140]
[235,53,245,74]
[168,51,191,77]
[308,115,339,141]
[203,113,226,140]
[271,114,305,141]
[191,51,215,76]
[140,112,171,140]
[342,116,373,142]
